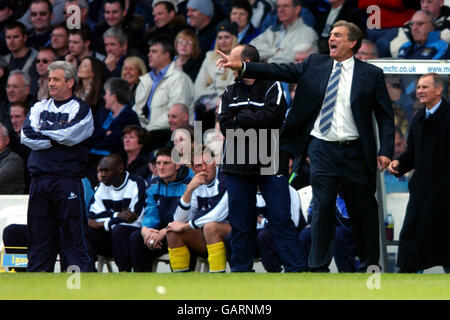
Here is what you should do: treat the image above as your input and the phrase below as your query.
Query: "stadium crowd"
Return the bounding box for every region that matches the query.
[0,0,449,273]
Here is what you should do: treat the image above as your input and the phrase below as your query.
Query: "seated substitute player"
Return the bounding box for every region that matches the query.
[129,146,193,272]
[256,185,308,272]
[298,191,358,272]
[166,146,231,273]
[87,154,147,272]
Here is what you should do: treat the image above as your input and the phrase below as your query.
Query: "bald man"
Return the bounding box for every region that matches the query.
[168,103,190,132]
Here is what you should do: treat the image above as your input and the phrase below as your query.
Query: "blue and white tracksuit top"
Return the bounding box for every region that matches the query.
[174,168,229,229]
[142,166,193,229]
[88,172,147,231]
[21,96,94,177]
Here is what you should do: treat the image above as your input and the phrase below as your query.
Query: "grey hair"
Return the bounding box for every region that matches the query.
[9,70,31,87]
[414,10,435,22]
[361,39,378,57]
[293,42,318,54]
[421,73,445,91]
[103,27,128,45]
[48,61,78,85]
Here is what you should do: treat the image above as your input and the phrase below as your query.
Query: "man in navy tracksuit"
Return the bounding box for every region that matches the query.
[218,44,304,272]
[21,61,95,272]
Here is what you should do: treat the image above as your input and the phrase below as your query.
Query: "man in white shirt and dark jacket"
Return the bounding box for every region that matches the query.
[218,44,306,272]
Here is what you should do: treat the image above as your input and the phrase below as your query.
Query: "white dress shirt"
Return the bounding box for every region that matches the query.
[310,56,359,142]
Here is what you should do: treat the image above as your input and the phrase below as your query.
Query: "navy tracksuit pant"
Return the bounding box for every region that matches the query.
[129,230,168,272]
[225,173,305,272]
[27,177,94,272]
[298,225,357,272]
[87,224,139,272]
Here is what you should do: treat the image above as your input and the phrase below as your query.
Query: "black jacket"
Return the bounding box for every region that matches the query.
[218,78,287,176]
[396,99,450,270]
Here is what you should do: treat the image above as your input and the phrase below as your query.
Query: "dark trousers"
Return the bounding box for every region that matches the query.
[256,229,283,272]
[27,177,94,272]
[225,173,305,272]
[299,226,357,272]
[129,229,168,272]
[307,137,379,272]
[87,224,139,272]
[3,224,70,271]
[2,224,29,272]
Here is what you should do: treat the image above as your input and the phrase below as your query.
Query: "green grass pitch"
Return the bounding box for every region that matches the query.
[1,273,449,300]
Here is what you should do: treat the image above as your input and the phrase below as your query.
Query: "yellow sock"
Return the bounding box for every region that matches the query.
[207,242,227,273]
[168,246,190,272]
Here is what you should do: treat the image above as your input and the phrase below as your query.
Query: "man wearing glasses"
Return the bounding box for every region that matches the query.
[250,0,318,63]
[397,10,450,59]
[26,0,54,50]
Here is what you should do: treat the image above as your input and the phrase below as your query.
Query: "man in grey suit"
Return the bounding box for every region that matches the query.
[217,20,394,272]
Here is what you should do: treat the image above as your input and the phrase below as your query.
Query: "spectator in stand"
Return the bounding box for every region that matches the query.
[129,146,193,272]
[132,36,194,151]
[358,0,420,57]
[388,73,450,273]
[122,125,150,180]
[3,21,38,74]
[386,75,414,126]
[354,39,379,60]
[194,21,238,132]
[248,0,272,29]
[146,0,187,45]
[397,10,450,59]
[29,47,57,100]
[173,29,204,83]
[0,0,14,56]
[89,77,140,165]
[8,102,31,190]
[171,124,195,164]
[50,22,69,60]
[26,0,54,50]
[230,0,261,44]
[168,103,190,132]
[250,0,318,63]
[93,0,146,55]
[0,57,10,126]
[390,0,450,57]
[1,71,37,134]
[121,55,147,104]
[87,154,147,272]
[103,27,128,79]
[186,0,217,55]
[293,42,318,63]
[0,123,25,194]
[19,0,65,31]
[65,24,105,68]
[74,56,105,116]
[64,0,96,32]
[258,0,316,32]
[314,0,365,54]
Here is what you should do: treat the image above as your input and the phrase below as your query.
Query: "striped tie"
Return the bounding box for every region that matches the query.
[319,62,342,135]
